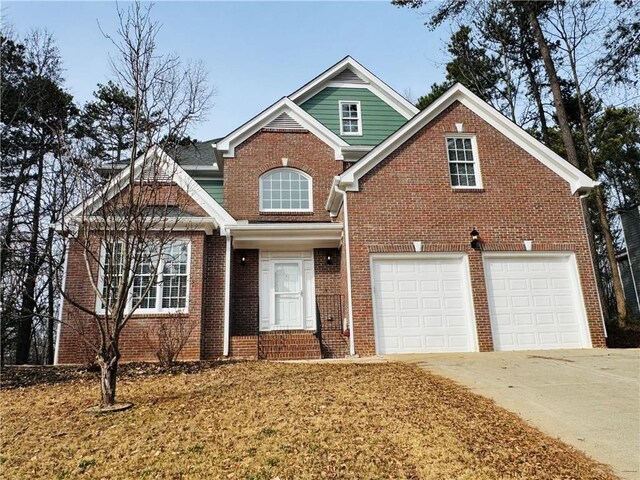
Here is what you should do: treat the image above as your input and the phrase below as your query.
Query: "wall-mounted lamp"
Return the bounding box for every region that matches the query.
[326,253,333,265]
[470,228,481,250]
[240,256,246,266]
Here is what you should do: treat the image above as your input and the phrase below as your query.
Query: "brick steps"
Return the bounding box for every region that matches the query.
[258,331,321,360]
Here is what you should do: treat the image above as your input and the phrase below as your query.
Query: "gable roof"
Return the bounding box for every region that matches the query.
[289,56,419,120]
[67,146,236,232]
[326,83,598,215]
[214,97,349,160]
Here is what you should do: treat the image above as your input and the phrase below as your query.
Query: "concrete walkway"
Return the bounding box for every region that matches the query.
[386,349,640,480]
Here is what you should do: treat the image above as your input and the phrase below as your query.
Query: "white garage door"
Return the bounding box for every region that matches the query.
[372,255,476,354]
[484,255,591,351]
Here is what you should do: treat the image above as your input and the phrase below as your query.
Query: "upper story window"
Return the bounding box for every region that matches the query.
[339,101,362,136]
[99,240,190,314]
[260,168,312,212]
[446,136,482,188]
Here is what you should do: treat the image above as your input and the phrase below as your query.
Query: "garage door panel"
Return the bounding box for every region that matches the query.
[373,257,475,354]
[485,255,590,351]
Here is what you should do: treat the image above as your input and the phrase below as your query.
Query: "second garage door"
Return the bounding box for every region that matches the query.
[484,254,591,351]
[372,255,477,354]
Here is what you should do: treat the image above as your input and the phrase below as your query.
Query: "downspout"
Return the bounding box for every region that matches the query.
[335,185,356,356]
[53,238,69,365]
[223,229,232,356]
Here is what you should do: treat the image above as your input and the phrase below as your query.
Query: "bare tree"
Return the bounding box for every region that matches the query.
[57,2,212,407]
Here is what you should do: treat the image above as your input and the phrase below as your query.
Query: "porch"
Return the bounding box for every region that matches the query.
[225,222,348,360]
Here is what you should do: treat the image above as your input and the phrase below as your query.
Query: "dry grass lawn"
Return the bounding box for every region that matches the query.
[1,361,616,479]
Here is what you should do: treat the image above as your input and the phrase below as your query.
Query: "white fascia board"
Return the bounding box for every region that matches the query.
[80,216,218,235]
[215,98,348,160]
[229,222,343,249]
[68,147,160,218]
[339,83,597,194]
[66,146,236,232]
[289,56,419,120]
[228,222,343,233]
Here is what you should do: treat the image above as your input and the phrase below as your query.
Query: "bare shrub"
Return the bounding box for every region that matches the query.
[144,315,196,366]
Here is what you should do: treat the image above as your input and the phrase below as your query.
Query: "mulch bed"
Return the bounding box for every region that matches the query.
[0,360,235,390]
[605,322,640,348]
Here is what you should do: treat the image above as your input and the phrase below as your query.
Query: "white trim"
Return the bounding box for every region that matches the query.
[482,252,593,350]
[369,252,478,355]
[259,168,313,213]
[229,222,343,250]
[95,239,192,316]
[339,100,363,137]
[445,134,483,190]
[53,239,69,365]
[341,189,356,356]
[288,56,419,119]
[259,250,316,332]
[66,146,235,232]
[223,232,231,356]
[327,83,597,213]
[215,98,348,160]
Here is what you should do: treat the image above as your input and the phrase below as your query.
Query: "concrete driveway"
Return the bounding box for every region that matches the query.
[386,349,640,479]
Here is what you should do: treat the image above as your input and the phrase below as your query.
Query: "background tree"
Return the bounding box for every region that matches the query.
[0,31,78,364]
[395,0,640,327]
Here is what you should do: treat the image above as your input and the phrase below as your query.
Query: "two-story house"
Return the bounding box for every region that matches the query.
[55,57,606,364]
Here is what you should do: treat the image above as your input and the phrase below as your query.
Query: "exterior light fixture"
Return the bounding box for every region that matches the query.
[326,253,333,265]
[241,256,246,266]
[470,228,480,250]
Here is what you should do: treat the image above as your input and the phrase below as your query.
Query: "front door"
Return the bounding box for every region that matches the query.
[272,261,304,329]
[259,251,315,332]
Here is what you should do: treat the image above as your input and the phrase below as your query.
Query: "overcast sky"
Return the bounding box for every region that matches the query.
[3,1,450,141]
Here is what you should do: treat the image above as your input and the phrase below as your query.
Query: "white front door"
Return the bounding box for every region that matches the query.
[273,261,303,329]
[259,251,316,331]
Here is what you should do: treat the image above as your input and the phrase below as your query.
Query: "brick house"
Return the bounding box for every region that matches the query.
[55,56,606,363]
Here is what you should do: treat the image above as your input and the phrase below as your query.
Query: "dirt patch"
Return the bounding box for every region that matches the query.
[606,322,640,348]
[0,362,616,479]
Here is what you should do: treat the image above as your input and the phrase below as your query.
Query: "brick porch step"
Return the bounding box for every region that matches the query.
[258,331,321,360]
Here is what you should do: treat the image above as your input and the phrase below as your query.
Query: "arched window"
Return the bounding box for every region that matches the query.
[260,168,312,212]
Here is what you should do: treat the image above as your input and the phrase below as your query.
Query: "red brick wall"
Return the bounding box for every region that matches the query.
[346,101,606,355]
[223,130,342,222]
[200,233,227,360]
[230,249,259,337]
[57,231,207,364]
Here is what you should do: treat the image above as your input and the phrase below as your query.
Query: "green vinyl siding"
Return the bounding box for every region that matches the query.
[194,178,224,205]
[300,87,407,146]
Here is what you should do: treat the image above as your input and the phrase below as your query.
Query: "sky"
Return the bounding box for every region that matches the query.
[3,1,451,141]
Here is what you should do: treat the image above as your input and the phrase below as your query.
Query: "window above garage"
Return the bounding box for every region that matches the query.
[445,135,483,189]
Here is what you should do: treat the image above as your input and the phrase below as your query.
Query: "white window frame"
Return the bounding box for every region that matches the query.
[339,100,363,136]
[259,168,313,213]
[445,134,483,189]
[96,239,191,315]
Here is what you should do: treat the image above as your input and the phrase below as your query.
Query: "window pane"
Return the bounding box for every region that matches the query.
[260,169,311,211]
[447,137,478,188]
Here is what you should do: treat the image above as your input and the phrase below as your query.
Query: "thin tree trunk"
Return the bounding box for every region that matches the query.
[528,9,580,168]
[47,258,55,365]
[528,6,615,325]
[566,50,628,327]
[97,353,119,406]
[15,154,45,364]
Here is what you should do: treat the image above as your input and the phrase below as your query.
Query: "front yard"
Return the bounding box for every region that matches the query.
[1,361,615,479]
